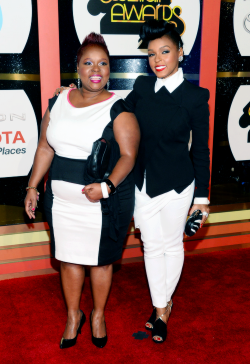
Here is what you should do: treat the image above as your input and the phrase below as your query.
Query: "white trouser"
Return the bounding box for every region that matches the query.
[134,180,194,308]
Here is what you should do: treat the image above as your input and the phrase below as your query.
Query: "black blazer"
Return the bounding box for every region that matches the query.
[125,75,210,199]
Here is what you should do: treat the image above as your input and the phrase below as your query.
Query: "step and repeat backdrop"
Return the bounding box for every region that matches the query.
[211,0,250,205]
[0,0,250,227]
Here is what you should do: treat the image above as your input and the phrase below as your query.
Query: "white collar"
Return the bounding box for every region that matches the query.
[154,68,184,94]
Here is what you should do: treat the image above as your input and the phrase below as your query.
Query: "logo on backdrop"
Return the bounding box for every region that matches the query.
[228,86,250,161]
[0,0,32,54]
[233,0,250,56]
[0,90,38,178]
[73,0,200,56]
[243,13,250,33]
[239,101,250,142]
[87,0,186,36]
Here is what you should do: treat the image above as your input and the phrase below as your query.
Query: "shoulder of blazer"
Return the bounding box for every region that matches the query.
[182,79,210,102]
[133,75,156,95]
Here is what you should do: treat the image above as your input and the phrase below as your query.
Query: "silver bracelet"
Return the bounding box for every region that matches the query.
[101,182,109,199]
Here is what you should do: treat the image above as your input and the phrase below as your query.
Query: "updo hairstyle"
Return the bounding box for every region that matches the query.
[77,32,110,65]
[139,19,184,50]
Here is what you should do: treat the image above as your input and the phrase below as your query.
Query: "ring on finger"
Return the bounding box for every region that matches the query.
[202,211,209,218]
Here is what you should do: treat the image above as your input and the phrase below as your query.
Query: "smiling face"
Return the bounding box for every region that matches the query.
[148,35,183,79]
[77,44,110,92]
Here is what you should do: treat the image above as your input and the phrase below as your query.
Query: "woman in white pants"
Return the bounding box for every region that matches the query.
[125,20,210,343]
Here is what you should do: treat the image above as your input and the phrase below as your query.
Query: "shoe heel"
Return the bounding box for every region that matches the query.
[77,310,86,335]
[60,310,86,349]
[90,310,107,348]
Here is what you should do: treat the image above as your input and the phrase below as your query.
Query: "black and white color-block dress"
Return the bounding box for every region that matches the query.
[44,90,134,266]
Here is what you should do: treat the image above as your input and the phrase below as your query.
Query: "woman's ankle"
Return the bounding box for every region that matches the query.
[67,309,81,322]
[156,301,172,323]
[92,308,105,318]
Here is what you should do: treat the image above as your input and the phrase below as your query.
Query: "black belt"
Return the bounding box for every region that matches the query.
[49,154,87,185]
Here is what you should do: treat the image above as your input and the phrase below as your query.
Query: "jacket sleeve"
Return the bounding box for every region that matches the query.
[110,99,133,121]
[124,76,142,112]
[190,88,210,198]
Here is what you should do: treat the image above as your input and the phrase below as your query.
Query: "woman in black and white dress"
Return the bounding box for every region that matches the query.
[125,20,210,343]
[24,33,140,349]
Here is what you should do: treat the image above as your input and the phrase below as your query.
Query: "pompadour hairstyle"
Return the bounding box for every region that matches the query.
[77,32,110,64]
[139,20,184,50]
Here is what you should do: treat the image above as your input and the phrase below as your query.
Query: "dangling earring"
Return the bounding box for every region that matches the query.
[106,79,110,90]
[178,55,183,62]
[77,75,81,89]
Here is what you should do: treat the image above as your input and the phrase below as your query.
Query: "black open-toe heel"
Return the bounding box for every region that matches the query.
[90,310,107,348]
[152,300,173,344]
[60,310,86,349]
[145,307,156,330]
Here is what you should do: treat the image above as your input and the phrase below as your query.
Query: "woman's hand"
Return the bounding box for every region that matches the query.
[82,183,109,203]
[54,84,76,96]
[189,204,210,226]
[24,189,38,219]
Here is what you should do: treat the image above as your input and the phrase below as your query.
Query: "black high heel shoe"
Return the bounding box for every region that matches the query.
[60,310,86,349]
[145,307,156,330]
[90,310,107,348]
[152,300,173,344]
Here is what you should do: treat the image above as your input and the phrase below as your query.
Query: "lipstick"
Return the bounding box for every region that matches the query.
[90,75,102,83]
[155,66,166,72]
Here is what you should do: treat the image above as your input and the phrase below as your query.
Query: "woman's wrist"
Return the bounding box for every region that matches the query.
[26,186,39,193]
[104,178,116,195]
[100,182,109,199]
[106,184,111,194]
[193,197,210,205]
[26,187,40,207]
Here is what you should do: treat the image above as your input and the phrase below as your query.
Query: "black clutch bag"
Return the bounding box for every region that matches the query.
[184,209,203,237]
[86,138,111,181]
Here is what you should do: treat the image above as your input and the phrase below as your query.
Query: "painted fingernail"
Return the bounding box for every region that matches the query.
[200,224,203,227]
[32,208,35,211]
